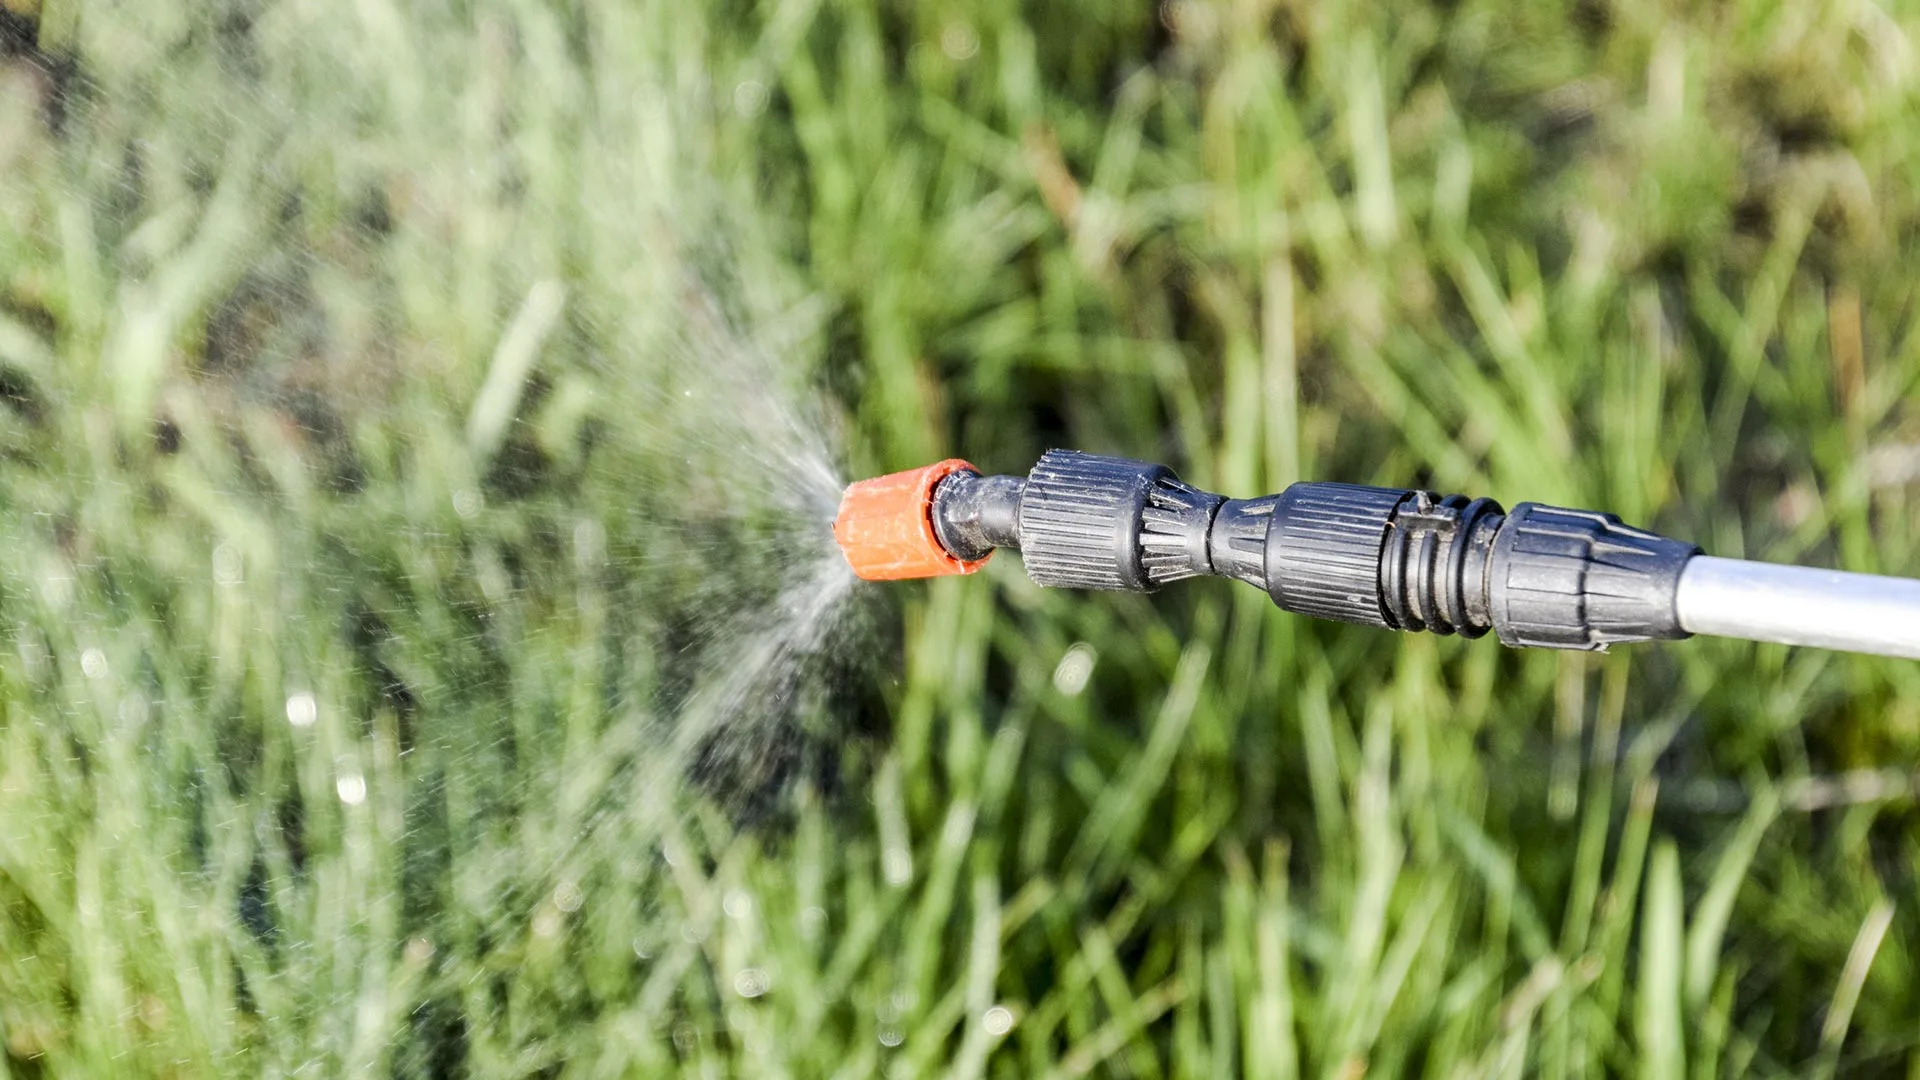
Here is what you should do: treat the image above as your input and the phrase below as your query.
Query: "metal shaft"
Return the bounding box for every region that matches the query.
[1675,556,1920,659]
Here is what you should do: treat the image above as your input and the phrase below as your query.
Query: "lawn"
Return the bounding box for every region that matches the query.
[2,0,1920,1075]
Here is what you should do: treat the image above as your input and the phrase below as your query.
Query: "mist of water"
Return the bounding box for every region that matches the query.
[616,276,865,818]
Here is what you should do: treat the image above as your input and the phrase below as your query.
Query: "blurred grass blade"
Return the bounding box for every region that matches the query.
[1683,786,1777,1013]
[468,279,565,467]
[1637,841,1686,1080]
[1813,899,1895,1080]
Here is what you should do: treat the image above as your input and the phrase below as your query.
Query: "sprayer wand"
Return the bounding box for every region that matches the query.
[832,450,1920,659]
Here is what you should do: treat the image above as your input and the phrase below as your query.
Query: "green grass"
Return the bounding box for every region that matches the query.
[4,0,1920,1075]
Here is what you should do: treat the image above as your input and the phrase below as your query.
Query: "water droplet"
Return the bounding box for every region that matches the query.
[877,1024,904,1048]
[1052,642,1096,696]
[681,922,707,944]
[285,691,318,728]
[733,80,768,118]
[211,542,243,586]
[80,648,108,679]
[723,889,752,920]
[983,1005,1015,1035]
[553,879,583,913]
[800,905,827,936]
[734,968,768,998]
[940,20,979,60]
[632,936,654,960]
[336,771,367,805]
[404,937,435,966]
[452,489,482,518]
[672,1022,698,1052]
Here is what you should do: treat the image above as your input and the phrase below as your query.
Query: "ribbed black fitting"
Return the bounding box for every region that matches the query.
[1263,483,1410,627]
[1208,496,1279,590]
[924,452,1699,654]
[1018,451,1168,590]
[1487,503,1699,649]
[1378,493,1505,637]
[1139,477,1224,586]
[1258,483,1515,637]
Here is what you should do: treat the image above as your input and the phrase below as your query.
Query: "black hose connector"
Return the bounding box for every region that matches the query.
[1016,451,1168,590]
[1250,481,1696,649]
[931,471,1025,562]
[1379,491,1505,638]
[1487,503,1697,649]
[1236,483,1501,636]
[923,451,1698,652]
[1261,483,1410,628]
[1012,450,1225,590]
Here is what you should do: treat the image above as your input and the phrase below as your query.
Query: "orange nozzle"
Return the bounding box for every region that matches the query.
[833,459,991,581]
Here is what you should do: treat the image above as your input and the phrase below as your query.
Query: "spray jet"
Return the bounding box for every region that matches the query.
[833,451,1920,660]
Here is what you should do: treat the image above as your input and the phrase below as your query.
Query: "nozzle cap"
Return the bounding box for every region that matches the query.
[834,459,992,581]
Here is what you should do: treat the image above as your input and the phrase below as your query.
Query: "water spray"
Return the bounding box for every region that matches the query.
[833,450,1920,659]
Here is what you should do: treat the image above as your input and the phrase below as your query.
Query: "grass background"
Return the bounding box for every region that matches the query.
[4,0,1920,1075]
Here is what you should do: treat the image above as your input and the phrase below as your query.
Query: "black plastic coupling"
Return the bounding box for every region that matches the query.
[922,452,1698,652]
[1013,450,1222,590]
[929,450,1224,592]
[930,471,1025,562]
[1215,483,1499,635]
[1248,482,1697,650]
[1487,503,1698,649]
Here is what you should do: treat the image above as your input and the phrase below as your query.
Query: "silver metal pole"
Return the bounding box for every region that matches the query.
[1674,556,1920,659]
